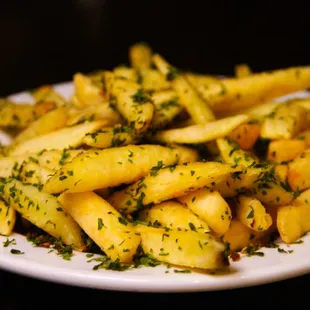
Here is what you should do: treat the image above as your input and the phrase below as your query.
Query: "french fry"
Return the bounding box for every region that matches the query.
[236,195,272,232]
[60,191,141,263]
[277,203,310,243]
[138,200,210,233]
[152,114,249,144]
[152,54,216,124]
[1,179,83,248]
[73,73,105,107]
[104,73,154,133]
[108,161,238,214]
[184,73,220,90]
[0,149,83,178]
[274,164,289,184]
[171,144,200,164]
[227,123,261,150]
[136,225,228,270]
[113,66,138,81]
[177,189,231,235]
[9,120,105,156]
[66,103,122,127]
[43,145,180,194]
[216,137,257,167]
[288,149,310,191]
[139,69,171,91]
[222,219,269,252]
[11,106,69,146]
[193,66,310,114]
[261,103,308,140]
[18,161,54,185]
[151,90,182,129]
[296,129,310,147]
[31,85,67,107]
[234,64,252,78]
[129,42,152,70]
[83,125,137,149]
[0,99,56,129]
[0,200,16,236]
[267,139,307,163]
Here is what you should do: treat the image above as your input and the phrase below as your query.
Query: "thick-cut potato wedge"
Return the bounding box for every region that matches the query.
[140,69,171,91]
[0,99,56,129]
[152,54,215,124]
[216,138,257,167]
[261,104,308,140]
[136,225,228,270]
[277,204,310,243]
[152,114,249,144]
[66,103,122,127]
[0,200,16,236]
[291,98,310,111]
[288,149,310,191]
[129,43,152,70]
[73,73,105,107]
[9,121,105,156]
[267,139,307,163]
[236,195,272,232]
[171,144,200,164]
[234,64,252,78]
[1,179,83,248]
[31,85,67,107]
[177,189,231,235]
[105,74,154,133]
[222,219,270,252]
[0,149,83,178]
[296,129,310,147]
[43,145,180,194]
[108,162,237,214]
[227,123,261,150]
[138,200,210,233]
[12,107,69,146]
[151,90,182,129]
[193,66,310,114]
[113,66,138,81]
[83,126,136,149]
[61,191,141,263]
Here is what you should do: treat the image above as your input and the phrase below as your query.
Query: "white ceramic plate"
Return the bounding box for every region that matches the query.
[0,83,310,292]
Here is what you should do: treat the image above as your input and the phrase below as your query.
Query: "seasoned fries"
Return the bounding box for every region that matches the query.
[1,43,310,274]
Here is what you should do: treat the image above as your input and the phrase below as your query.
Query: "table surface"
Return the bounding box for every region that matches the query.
[1,269,309,309]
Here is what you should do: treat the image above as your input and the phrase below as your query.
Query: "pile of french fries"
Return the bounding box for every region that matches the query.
[1,42,310,272]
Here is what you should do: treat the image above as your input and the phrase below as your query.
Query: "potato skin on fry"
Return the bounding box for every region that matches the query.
[61,191,141,263]
[136,225,228,270]
[43,145,179,194]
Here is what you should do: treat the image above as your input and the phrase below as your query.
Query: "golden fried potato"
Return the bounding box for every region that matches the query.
[267,139,307,163]
[9,120,105,156]
[113,66,138,81]
[140,68,171,91]
[152,54,216,124]
[152,114,249,144]
[136,225,228,270]
[129,42,152,70]
[138,200,210,233]
[0,200,16,236]
[18,161,54,185]
[177,189,231,235]
[1,179,83,248]
[193,66,310,114]
[227,123,261,150]
[234,64,252,78]
[236,195,272,232]
[108,161,237,214]
[43,145,179,194]
[60,191,141,263]
[277,203,310,243]
[31,85,67,107]
[288,149,310,191]
[261,104,308,140]
[171,144,200,164]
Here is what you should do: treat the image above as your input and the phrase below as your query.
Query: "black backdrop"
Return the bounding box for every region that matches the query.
[1,0,310,96]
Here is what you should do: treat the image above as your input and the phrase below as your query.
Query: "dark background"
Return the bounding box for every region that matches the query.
[1,0,309,96]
